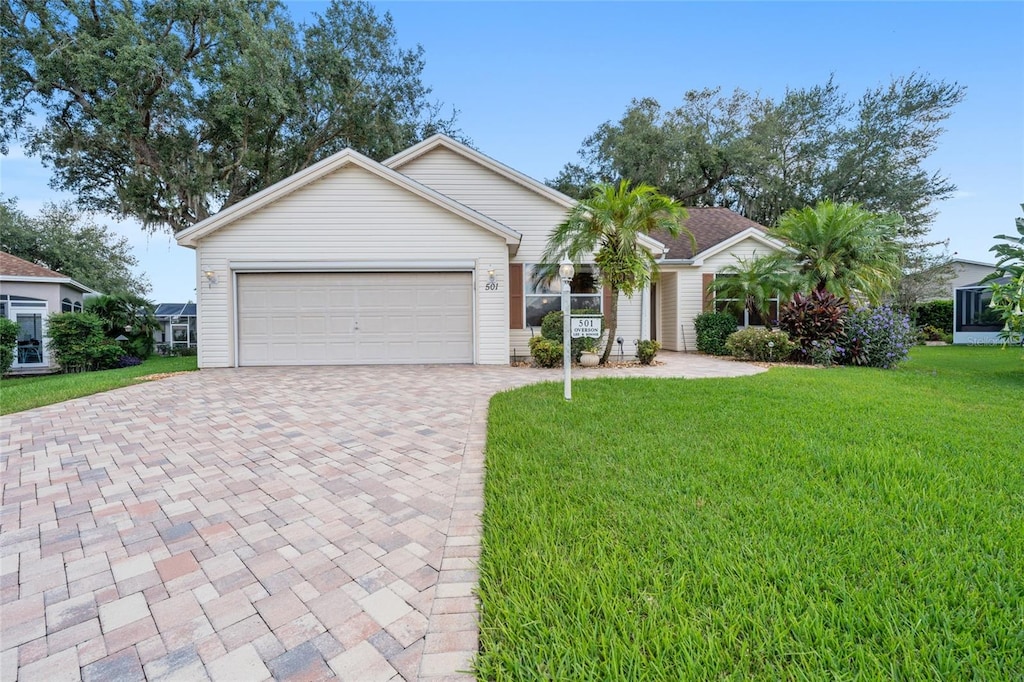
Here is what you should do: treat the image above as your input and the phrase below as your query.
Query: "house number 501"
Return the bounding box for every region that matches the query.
[485,282,499,291]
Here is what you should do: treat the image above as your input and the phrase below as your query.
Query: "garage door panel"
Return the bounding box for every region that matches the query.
[237,272,473,366]
[297,314,326,335]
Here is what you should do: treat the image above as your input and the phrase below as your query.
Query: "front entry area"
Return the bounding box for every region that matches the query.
[236,271,474,366]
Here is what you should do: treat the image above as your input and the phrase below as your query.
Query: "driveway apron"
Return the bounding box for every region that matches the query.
[0,353,763,681]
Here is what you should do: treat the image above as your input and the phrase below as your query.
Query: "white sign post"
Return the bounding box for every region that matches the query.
[559,260,574,401]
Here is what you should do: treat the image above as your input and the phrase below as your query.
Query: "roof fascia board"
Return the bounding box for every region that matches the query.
[0,274,96,293]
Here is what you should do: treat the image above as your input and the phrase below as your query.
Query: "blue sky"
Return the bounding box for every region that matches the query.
[1,1,1021,302]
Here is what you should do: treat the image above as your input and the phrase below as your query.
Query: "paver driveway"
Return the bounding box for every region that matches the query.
[1,354,764,681]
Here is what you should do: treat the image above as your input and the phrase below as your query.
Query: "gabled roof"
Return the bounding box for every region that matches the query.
[649,208,778,261]
[0,252,96,293]
[384,134,578,211]
[174,147,523,249]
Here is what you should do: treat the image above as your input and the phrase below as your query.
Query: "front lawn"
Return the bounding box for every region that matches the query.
[0,355,198,415]
[478,346,1024,680]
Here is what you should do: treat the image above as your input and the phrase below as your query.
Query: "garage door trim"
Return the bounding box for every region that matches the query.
[230,259,476,273]
[231,262,477,367]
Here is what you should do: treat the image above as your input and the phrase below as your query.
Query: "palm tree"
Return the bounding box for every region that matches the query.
[770,200,903,304]
[708,253,798,329]
[542,180,693,364]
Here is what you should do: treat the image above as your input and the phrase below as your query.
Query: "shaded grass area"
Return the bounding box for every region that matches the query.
[478,346,1024,680]
[0,355,198,415]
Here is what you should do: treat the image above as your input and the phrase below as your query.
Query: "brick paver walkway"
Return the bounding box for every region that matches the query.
[1,352,763,681]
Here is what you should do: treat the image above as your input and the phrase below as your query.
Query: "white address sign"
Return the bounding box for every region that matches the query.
[570,316,602,339]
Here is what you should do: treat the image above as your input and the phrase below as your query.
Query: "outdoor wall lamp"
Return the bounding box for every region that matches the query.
[203,270,218,287]
[487,268,496,285]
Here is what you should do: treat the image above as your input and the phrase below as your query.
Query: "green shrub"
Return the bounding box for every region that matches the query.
[725,328,798,362]
[636,339,661,365]
[912,299,953,335]
[529,336,563,368]
[918,325,953,344]
[46,312,125,372]
[779,290,848,362]
[0,318,18,374]
[694,312,738,355]
[540,309,601,361]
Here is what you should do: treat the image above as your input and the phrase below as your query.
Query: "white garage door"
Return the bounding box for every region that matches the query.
[237,272,473,366]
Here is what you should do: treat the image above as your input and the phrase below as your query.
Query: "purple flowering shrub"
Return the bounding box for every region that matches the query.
[842,305,915,369]
[116,355,143,368]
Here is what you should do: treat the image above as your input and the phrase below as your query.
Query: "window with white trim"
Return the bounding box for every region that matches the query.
[524,265,601,327]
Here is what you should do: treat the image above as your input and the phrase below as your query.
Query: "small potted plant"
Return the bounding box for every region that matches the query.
[576,336,600,366]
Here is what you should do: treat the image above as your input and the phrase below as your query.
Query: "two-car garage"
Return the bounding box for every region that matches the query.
[235,271,474,366]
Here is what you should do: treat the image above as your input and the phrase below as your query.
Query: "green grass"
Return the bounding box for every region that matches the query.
[0,355,198,415]
[478,346,1024,680]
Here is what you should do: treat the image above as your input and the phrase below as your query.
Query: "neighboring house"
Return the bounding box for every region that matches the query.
[174,135,783,368]
[0,251,96,374]
[952,277,1008,345]
[919,258,998,302]
[153,303,198,352]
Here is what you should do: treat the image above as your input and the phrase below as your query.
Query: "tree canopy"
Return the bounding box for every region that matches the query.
[0,198,150,296]
[1,0,458,233]
[548,74,965,241]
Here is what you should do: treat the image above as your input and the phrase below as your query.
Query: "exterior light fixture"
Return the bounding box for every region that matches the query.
[560,258,575,400]
[487,268,496,285]
[203,270,217,286]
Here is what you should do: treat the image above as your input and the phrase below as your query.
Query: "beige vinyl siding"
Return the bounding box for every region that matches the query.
[195,164,509,367]
[659,272,681,351]
[396,147,571,263]
[674,238,783,348]
[394,146,650,359]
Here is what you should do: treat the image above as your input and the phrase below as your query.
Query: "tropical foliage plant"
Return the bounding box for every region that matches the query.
[769,201,903,304]
[982,205,1024,347]
[708,253,796,330]
[778,290,848,361]
[85,294,159,359]
[542,181,692,364]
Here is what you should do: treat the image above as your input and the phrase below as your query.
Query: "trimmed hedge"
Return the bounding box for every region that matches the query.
[912,299,953,335]
[694,312,738,355]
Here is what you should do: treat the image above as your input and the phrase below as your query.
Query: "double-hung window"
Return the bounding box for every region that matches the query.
[524,265,601,327]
